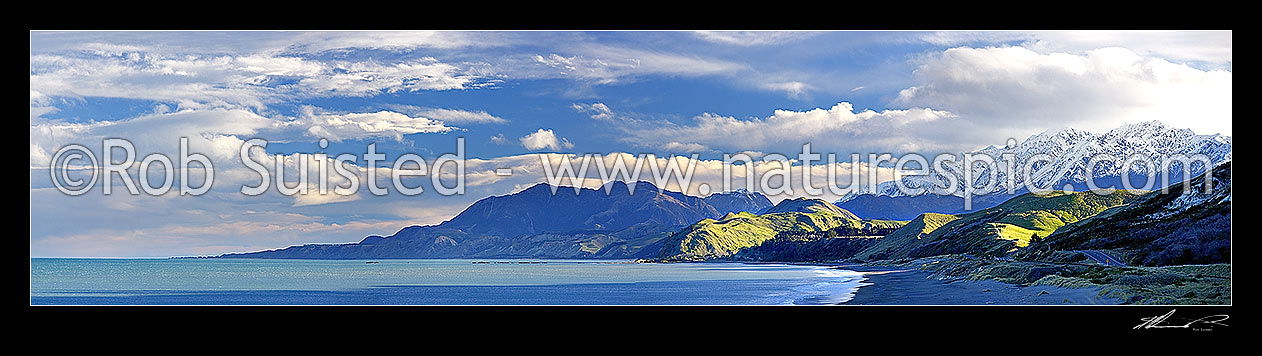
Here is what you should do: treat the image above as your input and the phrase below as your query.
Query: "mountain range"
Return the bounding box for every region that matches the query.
[220,121,1230,267]
[221,181,773,259]
[836,120,1231,220]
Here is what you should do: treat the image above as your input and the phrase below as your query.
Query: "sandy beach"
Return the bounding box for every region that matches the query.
[841,266,1123,305]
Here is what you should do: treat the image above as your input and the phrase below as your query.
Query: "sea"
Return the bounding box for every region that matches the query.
[30,258,869,305]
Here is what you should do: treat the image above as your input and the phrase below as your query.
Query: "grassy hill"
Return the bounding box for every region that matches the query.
[852,213,959,261]
[760,197,860,219]
[657,199,901,260]
[853,190,1142,261]
[1019,161,1231,266]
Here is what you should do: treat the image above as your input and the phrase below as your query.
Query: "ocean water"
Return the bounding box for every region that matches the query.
[30,258,868,305]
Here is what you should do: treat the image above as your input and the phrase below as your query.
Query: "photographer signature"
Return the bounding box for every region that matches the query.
[1134,309,1229,330]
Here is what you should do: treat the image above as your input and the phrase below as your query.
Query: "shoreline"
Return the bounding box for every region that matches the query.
[837,265,1123,305]
[35,258,1214,305]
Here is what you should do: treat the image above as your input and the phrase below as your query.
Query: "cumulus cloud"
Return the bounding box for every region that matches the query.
[895,46,1232,137]
[291,107,456,142]
[918,31,1232,65]
[617,102,962,154]
[519,129,574,151]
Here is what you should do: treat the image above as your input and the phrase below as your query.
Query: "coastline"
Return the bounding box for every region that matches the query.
[838,265,1123,305]
[35,258,1217,305]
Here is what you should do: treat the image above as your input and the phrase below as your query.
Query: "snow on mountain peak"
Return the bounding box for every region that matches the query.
[846,121,1231,198]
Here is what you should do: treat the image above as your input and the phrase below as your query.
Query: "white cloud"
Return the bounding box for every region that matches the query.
[29,107,456,162]
[660,142,711,153]
[28,107,456,209]
[292,188,362,207]
[413,108,506,124]
[571,102,615,121]
[291,108,456,142]
[519,129,574,151]
[896,46,1232,137]
[918,31,1231,65]
[295,57,475,96]
[618,102,961,154]
[1025,31,1231,65]
[691,31,820,46]
[29,50,478,111]
[490,133,508,144]
[29,90,59,120]
[285,31,509,53]
[524,44,747,85]
[760,81,810,98]
[29,108,273,168]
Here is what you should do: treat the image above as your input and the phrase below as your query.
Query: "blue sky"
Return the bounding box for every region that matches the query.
[30,31,1232,257]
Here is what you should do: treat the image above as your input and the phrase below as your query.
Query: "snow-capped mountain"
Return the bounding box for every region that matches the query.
[839,120,1232,202]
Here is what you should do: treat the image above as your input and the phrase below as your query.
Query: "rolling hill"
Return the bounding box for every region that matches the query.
[851,190,1142,261]
[1018,161,1231,266]
[657,199,903,260]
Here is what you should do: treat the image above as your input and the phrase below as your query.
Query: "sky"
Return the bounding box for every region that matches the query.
[29,30,1233,257]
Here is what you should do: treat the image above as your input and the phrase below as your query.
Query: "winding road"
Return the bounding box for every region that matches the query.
[1080,250,1127,267]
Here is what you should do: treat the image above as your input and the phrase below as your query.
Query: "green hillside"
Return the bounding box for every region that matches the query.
[1019,162,1231,266]
[760,197,861,219]
[657,199,900,260]
[856,190,1141,260]
[853,212,958,261]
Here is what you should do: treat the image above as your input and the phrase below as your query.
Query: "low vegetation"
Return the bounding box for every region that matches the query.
[654,164,1232,304]
[1019,162,1232,266]
[869,255,1230,304]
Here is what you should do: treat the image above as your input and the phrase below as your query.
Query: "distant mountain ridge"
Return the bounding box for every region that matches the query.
[440,181,718,236]
[759,197,859,219]
[836,193,1014,221]
[220,181,774,259]
[704,188,775,215]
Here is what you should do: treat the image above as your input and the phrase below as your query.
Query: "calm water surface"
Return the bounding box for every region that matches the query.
[30,258,867,305]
